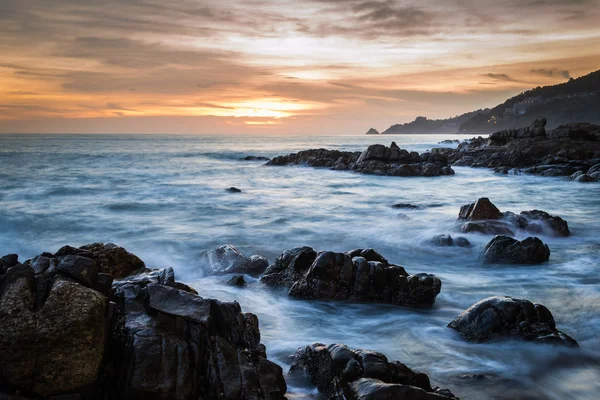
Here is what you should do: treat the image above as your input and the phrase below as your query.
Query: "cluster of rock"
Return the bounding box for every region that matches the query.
[290,343,458,399]
[260,247,442,307]
[200,244,269,276]
[267,142,455,177]
[0,244,286,399]
[447,119,600,180]
[457,197,569,237]
[448,296,578,347]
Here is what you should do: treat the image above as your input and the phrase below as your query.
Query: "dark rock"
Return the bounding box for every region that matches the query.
[267,143,454,177]
[520,210,570,237]
[0,245,287,399]
[430,235,471,248]
[227,275,247,287]
[461,221,515,236]
[241,156,270,161]
[391,203,420,209]
[78,243,146,278]
[458,198,502,221]
[227,187,242,193]
[200,245,269,276]
[481,235,550,264]
[1,254,19,268]
[290,343,458,399]
[438,139,459,145]
[365,128,380,135]
[448,296,578,346]
[574,173,597,182]
[454,237,472,247]
[263,247,442,308]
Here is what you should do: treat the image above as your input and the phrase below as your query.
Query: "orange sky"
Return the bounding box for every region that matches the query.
[1,0,599,134]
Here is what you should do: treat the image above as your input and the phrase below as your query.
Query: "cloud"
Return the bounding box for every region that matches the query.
[483,73,521,82]
[530,68,571,79]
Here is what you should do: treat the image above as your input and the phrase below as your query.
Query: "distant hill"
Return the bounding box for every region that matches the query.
[381,111,484,134]
[375,69,600,135]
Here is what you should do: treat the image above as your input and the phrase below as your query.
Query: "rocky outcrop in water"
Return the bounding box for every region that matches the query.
[456,198,569,237]
[260,247,442,307]
[0,245,286,399]
[290,343,458,399]
[200,244,270,276]
[241,155,270,161]
[481,235,550,264]
[430,234,471,248]
[448,119,600,179]
[448,296,577,347]
[267,142,455,177]
[365,128,380,135]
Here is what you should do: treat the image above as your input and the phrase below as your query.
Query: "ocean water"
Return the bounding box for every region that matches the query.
[1,133,599,399]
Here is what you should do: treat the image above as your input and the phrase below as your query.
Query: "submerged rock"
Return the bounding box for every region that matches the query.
[448,296,577,346]
[267,142,455,177]
[290,343,458,399]
[261,247,442,307]
[200,244,269,276]
[481,235,550,264]
[0,245,287,399]
[226,274,247,287]
[430,234,471,247]
[226,186,242,193]
[241,155,270,161]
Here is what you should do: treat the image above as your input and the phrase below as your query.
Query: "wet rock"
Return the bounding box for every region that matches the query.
[290,343,458,399]
[574,173,597,182]
[458,198,502,221]
[461,221,515,236]
[391,203,420,209]
[227,275,247,287]
[481,235,550,264]
[520,210,570,237]
[1,253,19,268]
[439,139,460,145]
[227,186,242,193]
[200,245,269,276]
[0,245,287,399]
[430,235,471,248]
[448,296,578,346]
[78,242,146,278]
[262,247,442,307]
[241,156,270,161]
[487,119,547,146]
[267,143,454,177]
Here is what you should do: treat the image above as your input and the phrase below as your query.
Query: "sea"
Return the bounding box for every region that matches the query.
[1,133,599,399]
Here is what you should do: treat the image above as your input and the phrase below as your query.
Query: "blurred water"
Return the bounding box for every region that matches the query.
[1,133,599,399]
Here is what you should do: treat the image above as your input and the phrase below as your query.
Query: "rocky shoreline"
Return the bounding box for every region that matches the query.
[0,213,581,399]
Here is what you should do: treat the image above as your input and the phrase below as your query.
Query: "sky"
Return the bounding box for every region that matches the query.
[0,0,599,134]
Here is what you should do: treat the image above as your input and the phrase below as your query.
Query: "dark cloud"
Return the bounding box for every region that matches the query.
[483,73,521,82]
[530,68,571,79]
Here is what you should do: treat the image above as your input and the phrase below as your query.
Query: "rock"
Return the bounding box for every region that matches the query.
[588,163,600,175]
[455,237,472,247]
[461,221,515,236]
[365,128,380,135]
[1,254,19,268]
[0,264,107,396]
[200,245,268,276]
[227,186,242,193]
[262,247,442,308]
[520,210,570,237]
[0,245,287,399]
[391,203,420,209]
[227,275,247,287]
[458,198,502,220]
[448,296,578,346]
[290,343,458,399]
[431,234,454,247]
[241,156,270,161]
[78,243,146,278]
[439,139,460,145]
[574,173,597,182]
[481,235,550,264]
[267,143,454,177]
[487,119,547,146]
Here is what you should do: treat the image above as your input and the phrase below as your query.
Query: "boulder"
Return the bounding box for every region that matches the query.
[77,242,146,278]
[200,245,269,276]
[461,221,515,236]
[241,156,270,161]
[290,343,458,399]
[430,235,471,247]
[0,245,287,399]
[481,236,550,264]
[1,254,19,268]
[226,275,247,287]
[262,247,442,307]
[520,210,570,237]
[226,186,242,193]
[458,198,502,221]
[448,296,577,346]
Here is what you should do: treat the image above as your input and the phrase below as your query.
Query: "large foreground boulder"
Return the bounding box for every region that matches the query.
[481,235,550,264]
[456,198,569,237]
[0,245,286,399]
[290,343,458,399]
[199,244,269,276]
[448,296,577,346]
[55,242,146,278]
[261,247,442,307]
